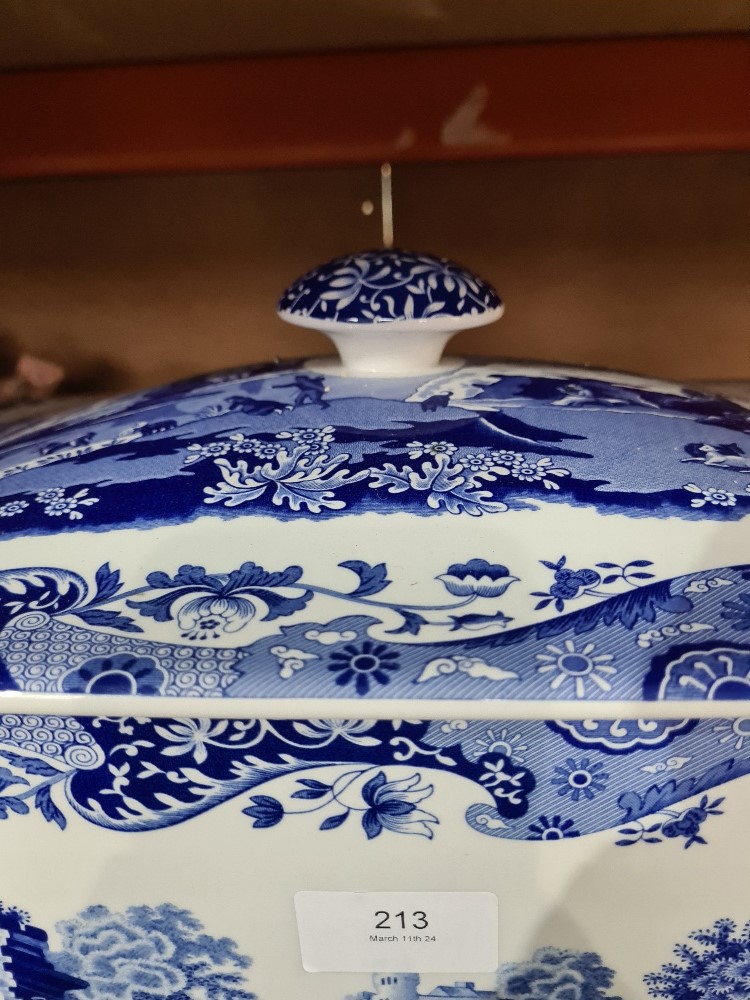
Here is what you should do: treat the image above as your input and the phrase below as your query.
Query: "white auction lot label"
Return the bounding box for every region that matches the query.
[295,891,498,973]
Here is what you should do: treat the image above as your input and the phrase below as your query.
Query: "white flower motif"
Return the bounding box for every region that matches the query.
[270,644,318,679]
[0,500,28,517]
[34,487,65,503]
[41,488,99,521]
[459,451,512,486]
[510,456,570,489]
[276,426,335,453]
[535,640,617,698]
[406,440,457,460]
[183,440,232,465]
[490,449,522,466]
[154,718,230,764]
[229,434,281,458]
[461,451,498,472]
[683,483,737,508]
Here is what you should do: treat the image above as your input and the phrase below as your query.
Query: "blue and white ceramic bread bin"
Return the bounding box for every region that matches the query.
[0,250,748,1000]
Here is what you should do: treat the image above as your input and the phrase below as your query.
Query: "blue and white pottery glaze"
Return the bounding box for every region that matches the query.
[0,249,748,999]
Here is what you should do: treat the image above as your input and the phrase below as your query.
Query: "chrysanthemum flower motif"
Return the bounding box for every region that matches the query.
[535,639,617,698]
[177,595,255,641]
[511,457,548,481]
[526,814,581,841]
[276,426,335,454]
[490,449,522,466]
[684,483,737,508]
[438,558,517,597]
[510,456,570,489]
[550,757,610,802]
[328,640,400,695]
[0,500,28,517]
[233,436,281,459]
[41,488,99,520]
[34,487,65,503]
[406,440,457,460]
[183,440,232,465]
[461,451,499,473]
[229,434,264,454]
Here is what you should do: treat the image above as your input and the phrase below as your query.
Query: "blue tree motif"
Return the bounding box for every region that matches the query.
[644,918,750,998]
[497,945,622,999]
[52,903,256,999]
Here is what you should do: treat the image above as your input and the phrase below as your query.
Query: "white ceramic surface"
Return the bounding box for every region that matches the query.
[0,251,748,999]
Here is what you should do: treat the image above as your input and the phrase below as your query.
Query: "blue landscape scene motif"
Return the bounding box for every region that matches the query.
[2,900,747,999]
[0,353,748,537]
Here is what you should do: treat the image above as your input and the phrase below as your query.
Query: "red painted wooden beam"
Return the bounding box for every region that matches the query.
[0,35,746,179]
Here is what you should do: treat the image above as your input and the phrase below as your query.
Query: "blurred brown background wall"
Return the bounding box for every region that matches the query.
[0,151,747,392]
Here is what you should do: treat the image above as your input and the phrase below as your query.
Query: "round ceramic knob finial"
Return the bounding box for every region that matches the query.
[277,249,503,376]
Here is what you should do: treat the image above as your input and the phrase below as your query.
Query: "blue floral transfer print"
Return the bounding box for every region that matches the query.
[245,767,438,841]
[277,250,502,325]
[526,814,581,840]
[327,641,402,695]
[644,645,750,701]
[0,711,747,847]
[550,757,610,802]
[1,561,749,706]
[0,358,748,536]
[60,653,165,696]
[645,918,750,998]
[616,792,725,849]
[0,555,521,646]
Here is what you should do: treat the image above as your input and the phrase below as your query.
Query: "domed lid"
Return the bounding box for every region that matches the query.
[0,249,748,713]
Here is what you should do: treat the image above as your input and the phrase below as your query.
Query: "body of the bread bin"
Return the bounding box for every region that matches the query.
[0,252,748,999]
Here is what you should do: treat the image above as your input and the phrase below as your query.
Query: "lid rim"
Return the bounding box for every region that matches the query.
[0,691,745,722]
